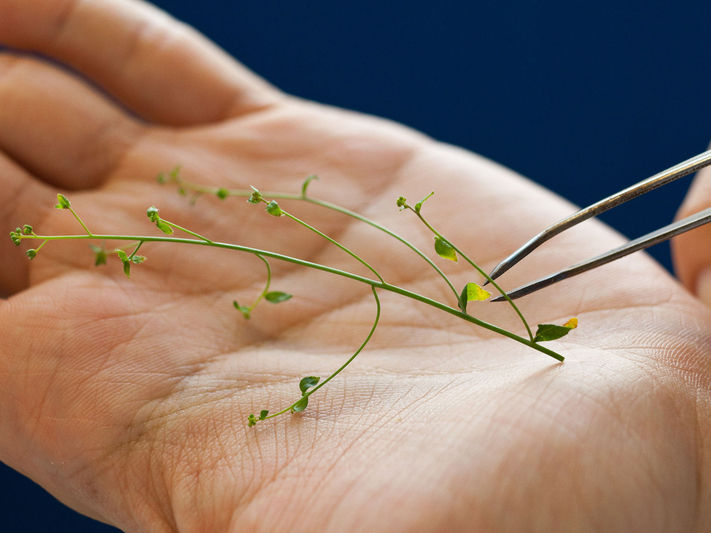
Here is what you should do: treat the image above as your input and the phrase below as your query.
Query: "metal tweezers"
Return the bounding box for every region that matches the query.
[488,149,711,301]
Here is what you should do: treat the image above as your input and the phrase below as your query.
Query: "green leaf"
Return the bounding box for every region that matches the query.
[155,219,173,235]
[265,200,283,217]
[434,236,457,262]
[90,244,107,266]
[299,376,320,395]
[533,318,578,343]
[55,193,71,209]
[291,396,309,413]
[115,250,131,277]
[259,410,269,420]
[414,191,434,213]
[146,206,173,234]
[233,300,251,319]
[216,188,229,200]
[247,414,257,427]
[301,174,319,197]
[264,291,292,303]
[457,287,467,312]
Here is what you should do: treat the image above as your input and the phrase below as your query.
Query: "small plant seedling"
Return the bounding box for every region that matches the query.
[10,172,577,427]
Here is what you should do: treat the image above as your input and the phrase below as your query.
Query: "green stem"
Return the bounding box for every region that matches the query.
[35,239,48,253]
[18,232,562,361]
[411,209,534,342]
[169,179,459,300]
[127,240,144,260]
[161,219,212,243]
[278,206,384,283]
[68,206,93,236]
[264,286,382,420]
[248,254,272,312]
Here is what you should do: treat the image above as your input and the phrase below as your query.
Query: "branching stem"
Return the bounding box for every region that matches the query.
[264,286,382,420]
[409,207,534,342]
[170,177,458,300]
[17,231,563,362]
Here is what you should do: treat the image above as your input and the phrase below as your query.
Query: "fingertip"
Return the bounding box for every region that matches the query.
[672,153,711,296]
[696,269,711,308]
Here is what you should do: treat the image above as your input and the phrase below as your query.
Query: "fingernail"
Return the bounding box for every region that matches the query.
[696,269,711,307]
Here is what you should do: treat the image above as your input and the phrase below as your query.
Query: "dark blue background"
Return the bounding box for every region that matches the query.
[3,1,710,531]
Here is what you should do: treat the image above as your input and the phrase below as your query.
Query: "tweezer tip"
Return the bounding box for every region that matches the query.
[486,260,508,282]
[485,253,527,290]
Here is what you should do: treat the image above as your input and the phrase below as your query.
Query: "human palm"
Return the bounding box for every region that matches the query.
[1,1,710,532]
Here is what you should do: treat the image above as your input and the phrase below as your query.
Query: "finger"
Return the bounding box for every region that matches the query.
[0,54,143,189]
[0,0,282,126]
[0,153,55,296]
[672,158,711,306]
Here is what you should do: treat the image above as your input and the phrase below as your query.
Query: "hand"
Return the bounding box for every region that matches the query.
[1,1,710,531]
[674,160,711,307]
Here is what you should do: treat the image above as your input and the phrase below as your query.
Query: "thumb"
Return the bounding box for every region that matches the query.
[672,147,711,306]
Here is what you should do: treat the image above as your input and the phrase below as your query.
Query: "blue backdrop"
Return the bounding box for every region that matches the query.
[3,1,710,530]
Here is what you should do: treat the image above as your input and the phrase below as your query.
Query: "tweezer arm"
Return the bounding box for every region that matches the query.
[488,149,711,281]
[491,206,711,300]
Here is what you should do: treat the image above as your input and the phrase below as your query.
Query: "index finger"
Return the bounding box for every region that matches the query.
[0,0,283,126]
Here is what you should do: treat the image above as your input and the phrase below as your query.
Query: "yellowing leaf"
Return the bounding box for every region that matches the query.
[457,282,492,312]
[563,317,578,329]
[534,318,579,343]
[466,282,491,302]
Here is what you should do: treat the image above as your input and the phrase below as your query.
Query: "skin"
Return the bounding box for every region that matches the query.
[1,1,710,531]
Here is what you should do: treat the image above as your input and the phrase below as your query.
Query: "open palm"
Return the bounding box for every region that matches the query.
[1,1,710,531]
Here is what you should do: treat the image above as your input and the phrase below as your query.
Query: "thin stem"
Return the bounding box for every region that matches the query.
[167,178,459,300]
[18,232,563,361]
[127,241,144,260]
[264,286,381,420]
[278,205,384,283]
[411,208,534,342]
[161,219,213,243]
[248,254,272,312]
[35,239,48,253]
[68,206,93,236]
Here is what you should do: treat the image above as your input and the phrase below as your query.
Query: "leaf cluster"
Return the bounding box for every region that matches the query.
[247,410,269,427]
[115,249,146,277]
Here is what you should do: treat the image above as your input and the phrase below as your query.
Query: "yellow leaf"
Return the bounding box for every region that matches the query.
[563,317,578,329]
[467,282,492,302]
